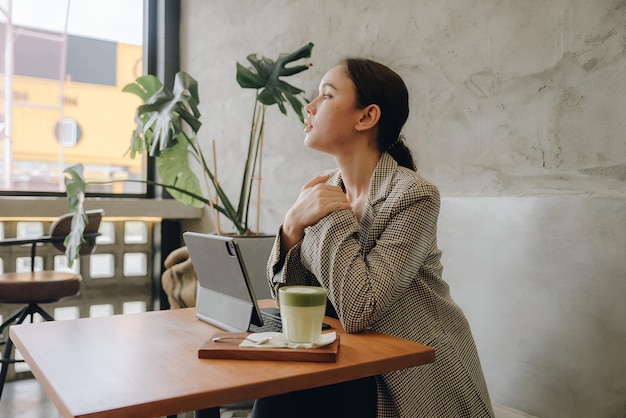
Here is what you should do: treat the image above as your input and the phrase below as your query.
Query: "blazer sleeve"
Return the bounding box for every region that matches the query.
[266,225,313,301]
[299,180,441,333]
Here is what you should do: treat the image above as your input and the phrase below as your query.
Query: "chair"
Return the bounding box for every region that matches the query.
[0,209,103,400]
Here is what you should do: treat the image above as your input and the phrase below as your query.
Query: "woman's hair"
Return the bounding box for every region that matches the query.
[339,58,416,171]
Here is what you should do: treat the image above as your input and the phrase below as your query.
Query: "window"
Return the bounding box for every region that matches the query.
[0,0,146,194]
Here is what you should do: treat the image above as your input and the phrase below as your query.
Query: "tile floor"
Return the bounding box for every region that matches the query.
[1,378,60,418]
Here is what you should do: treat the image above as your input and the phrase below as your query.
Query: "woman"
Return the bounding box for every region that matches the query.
[255,58,494,418]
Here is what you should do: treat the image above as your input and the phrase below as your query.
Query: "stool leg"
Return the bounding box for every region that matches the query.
[0,306,29,338]
[31,303,55,322]
[0,330,16,400]
[0,305,38,402]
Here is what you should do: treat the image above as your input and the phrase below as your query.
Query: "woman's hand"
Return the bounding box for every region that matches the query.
[281,174,351,251]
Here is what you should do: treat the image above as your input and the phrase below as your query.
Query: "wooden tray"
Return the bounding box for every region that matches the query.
[198,332,339,362]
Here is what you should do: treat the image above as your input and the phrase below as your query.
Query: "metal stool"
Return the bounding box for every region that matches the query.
[0,209,103,400]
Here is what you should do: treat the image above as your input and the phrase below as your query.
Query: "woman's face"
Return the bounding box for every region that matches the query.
[303,65,362,154]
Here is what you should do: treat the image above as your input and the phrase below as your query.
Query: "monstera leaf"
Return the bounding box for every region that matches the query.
[236,42,313,122]
[156,138,205,208]
[124,71,202,158]
[65,43,314,242]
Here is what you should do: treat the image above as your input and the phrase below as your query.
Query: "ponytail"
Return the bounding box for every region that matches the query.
[386,135,416,171]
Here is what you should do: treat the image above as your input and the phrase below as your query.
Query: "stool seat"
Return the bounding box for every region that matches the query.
[0,272,81,303]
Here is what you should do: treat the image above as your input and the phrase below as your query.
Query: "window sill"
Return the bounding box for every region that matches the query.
[0,197,203,220]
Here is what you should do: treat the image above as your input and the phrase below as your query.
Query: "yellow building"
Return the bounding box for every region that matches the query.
[0,24,143,192]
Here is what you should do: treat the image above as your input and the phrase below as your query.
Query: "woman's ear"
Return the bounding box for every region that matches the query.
[355,104,381,132]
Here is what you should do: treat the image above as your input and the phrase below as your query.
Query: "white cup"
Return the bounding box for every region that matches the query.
[279,286,327,348]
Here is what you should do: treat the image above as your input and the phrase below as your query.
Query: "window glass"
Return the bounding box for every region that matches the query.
[16,220,43,238]
[89,304,114,317]
[123,301,146,314]
[90,253,114,278]
[54,306,80,320]
[96,221,115,244]
[54,254,79,273]
[0,0,145,193]
[16,255,42,272]
[124,220,147,244]
[123,252,147,276]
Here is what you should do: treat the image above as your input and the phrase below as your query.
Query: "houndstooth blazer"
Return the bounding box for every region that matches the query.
[267,152,494,418]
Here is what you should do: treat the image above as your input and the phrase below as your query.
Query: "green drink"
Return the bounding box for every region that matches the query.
[279,286,327,348]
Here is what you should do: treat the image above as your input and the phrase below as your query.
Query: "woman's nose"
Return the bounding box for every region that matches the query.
[304,100,315,115]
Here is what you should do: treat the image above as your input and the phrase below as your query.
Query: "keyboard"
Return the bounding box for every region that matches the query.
[249,307,283,333]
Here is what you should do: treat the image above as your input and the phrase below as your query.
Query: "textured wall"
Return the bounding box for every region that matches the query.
[180,1,626,416]
[181,0,625,226]
[440,196,626,417]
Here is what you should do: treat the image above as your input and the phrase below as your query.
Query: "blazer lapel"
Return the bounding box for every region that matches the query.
[324,153,399,253]
[361,153,398,252]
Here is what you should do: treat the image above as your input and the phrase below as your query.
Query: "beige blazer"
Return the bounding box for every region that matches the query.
[268,152,494,418]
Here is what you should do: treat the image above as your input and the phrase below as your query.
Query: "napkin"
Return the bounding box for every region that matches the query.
[239,331,336,349]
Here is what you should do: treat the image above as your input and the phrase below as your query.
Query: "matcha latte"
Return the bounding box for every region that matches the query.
[278,286,327,348]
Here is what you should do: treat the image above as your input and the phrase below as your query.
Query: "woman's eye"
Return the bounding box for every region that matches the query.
[322,94,331,99]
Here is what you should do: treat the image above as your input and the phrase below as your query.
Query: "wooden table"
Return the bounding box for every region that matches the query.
[10,304,435,418]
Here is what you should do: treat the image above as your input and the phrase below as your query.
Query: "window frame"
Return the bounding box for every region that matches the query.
[0,0,180,200]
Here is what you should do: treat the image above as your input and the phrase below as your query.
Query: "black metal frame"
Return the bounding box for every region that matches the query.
[0,220,101,400]
[0,303,55,399]
[0,233,99,272]
[0,0,181,200]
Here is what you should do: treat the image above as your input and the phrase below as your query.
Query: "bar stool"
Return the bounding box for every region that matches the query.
[0,209,103,400]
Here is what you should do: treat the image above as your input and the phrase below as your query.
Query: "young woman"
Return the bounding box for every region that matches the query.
[255,58,494,418]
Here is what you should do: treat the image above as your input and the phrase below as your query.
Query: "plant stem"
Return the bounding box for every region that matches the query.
[212,140,221,234]
[238,96,259,227]
[255,108,265,235]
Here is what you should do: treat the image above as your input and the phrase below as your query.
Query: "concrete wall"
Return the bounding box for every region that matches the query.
[179,1,626,416]
[440,196,625,417]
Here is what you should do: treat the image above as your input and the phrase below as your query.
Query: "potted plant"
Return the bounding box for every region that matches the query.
[63,43,314,264]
